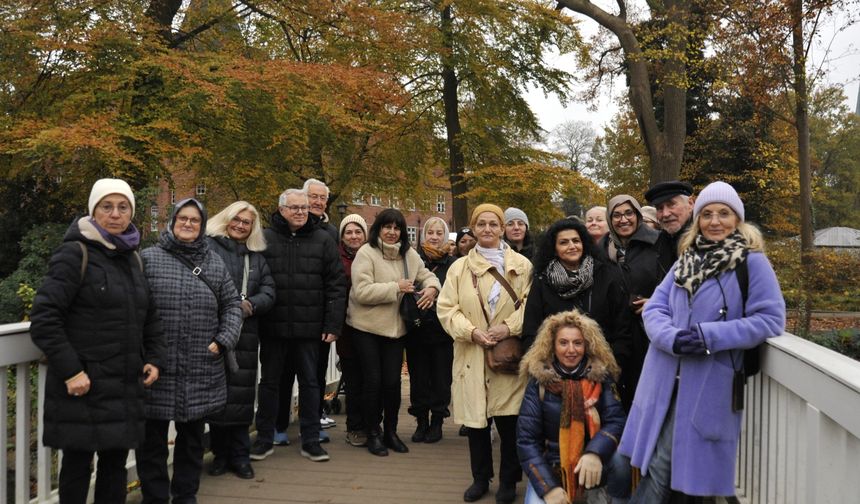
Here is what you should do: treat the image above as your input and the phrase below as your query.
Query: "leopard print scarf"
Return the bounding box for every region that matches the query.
[674,230,748,296]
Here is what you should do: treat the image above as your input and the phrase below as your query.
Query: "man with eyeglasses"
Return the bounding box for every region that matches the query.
[644,181,696,274]
[252,188,346,463]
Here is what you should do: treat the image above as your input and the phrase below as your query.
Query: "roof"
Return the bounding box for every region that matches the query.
[814,227,860,248]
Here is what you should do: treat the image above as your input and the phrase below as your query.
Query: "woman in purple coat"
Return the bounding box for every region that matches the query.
[618,181,785,502]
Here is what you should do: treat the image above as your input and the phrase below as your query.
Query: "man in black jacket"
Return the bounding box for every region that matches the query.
[252,188,346,463]
[644,180,695,275]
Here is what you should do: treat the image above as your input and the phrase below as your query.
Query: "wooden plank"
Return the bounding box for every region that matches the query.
[1,367,8,504]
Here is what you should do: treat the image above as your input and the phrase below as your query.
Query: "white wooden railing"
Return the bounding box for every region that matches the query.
[736,333,860,503]
[1,322,340,503]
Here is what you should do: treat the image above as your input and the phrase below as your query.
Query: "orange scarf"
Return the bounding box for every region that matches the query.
[559,379,602,503]
[422,242,448,261]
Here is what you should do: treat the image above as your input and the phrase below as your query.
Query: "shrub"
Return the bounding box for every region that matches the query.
[767,240,860,311]
[0,223,66,323]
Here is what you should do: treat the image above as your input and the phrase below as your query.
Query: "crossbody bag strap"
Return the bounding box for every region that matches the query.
[485,267,522,310]
[471,272,491,327]
[241,254,250,300]
[166,249,220,301]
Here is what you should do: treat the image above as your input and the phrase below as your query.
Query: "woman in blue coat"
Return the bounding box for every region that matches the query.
[618,181,786,502]
[517,310,630,504]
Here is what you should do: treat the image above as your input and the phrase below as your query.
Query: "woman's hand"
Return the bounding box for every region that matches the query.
[574,452,603,489]
[415,286,438,310]
[142,363,160,386]
[240,299,254,318]
[208,342,221,355]
[471,328,496,348]
[543,487,570,504]
[631,296,649,315]
[486,324,510,342]
[66,371,91,397]
[397,279,415,293]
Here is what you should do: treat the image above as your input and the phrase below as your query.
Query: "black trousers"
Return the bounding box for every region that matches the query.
[317,339,331,417]
[256,337,320,445]
[339,355,365,432]
[59,448,128,504]
[405,335,453,418]
[209,424,251,466]
[467,415,522,485]
[275,358,296,432]
[136,419,205,504]
[352,329,404,434]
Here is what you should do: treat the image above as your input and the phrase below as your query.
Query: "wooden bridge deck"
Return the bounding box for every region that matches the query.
[130,377,495,504]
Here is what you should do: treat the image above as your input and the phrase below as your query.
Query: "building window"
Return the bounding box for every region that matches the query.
[370,194,381,206]
[150,205,159,217]
[391,197,400,209]
[407,199,416,211]
[352,192,364,205]
[407,226,417,245]
[196,183,206,196]
[170,190,176,204]
[436,194,446,213]
[150,219,158,232]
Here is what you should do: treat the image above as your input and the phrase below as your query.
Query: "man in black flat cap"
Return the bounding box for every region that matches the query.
[644,180,695,274]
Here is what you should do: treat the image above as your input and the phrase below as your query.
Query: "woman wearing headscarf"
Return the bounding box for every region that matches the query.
[602,195,662,410]
[437,203,533,504]
[336,213,369,447]
[30,179,166,504]
[503,207,535,260]
[347,208,441,456]
[406,216,456,444]
[619,182,785,502]
[204,201,275,480]
[137,198,242,504]
[522,218,632,380]
[517,310,630,504]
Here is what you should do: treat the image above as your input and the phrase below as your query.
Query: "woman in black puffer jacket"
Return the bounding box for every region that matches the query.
[137,198,242,504]
[205,201,275,480]
[30,178,166,504]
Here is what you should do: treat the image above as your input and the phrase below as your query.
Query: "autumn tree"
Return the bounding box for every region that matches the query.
[548,120,596,171]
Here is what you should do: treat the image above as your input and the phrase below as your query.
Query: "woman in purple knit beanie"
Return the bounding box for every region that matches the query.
[618,181,786,502]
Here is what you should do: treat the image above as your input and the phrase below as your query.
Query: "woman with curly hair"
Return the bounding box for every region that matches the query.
[517,310,630,504]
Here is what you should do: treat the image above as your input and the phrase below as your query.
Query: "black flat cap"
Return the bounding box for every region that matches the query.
[645,181,694,205]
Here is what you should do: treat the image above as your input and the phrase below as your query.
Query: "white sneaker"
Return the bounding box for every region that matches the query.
[320,415,337,429]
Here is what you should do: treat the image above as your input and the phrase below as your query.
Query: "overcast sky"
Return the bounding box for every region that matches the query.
[527,9,860,138]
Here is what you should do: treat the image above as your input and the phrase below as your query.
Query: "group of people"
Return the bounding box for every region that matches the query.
[29,176,786,504]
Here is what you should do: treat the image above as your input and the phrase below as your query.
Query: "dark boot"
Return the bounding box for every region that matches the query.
[463,480,489,502]
[383,430,409,453]
[366,431,388,457]
[425,414,443,443]
[411,414,429,443]
[495,481,516,504]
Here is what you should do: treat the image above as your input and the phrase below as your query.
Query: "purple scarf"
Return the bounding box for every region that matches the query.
[90,218,141,251]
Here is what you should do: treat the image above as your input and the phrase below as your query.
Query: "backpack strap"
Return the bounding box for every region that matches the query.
[77,241,88,282]
[133,251,144,273]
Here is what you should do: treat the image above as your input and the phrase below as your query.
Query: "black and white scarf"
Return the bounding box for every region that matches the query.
[674,230,748,296]
[545,255,594,300]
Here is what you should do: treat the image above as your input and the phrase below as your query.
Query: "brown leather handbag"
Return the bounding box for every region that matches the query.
[472,268,523,375]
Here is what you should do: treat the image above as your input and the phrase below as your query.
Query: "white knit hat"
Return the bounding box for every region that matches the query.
[504,207,529,228]
[88,178,136,217]
[693,181,744,222]
[339,213,368,238]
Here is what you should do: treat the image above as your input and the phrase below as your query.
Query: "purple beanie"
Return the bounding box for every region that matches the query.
[693,181,745,222]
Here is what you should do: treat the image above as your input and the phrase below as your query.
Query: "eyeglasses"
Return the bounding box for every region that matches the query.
[97,203,131,215]
[611,209,637,221]
[284,205,310,213]
[230,216,253,227]
[176,216,201,225]
[308,194,328,202]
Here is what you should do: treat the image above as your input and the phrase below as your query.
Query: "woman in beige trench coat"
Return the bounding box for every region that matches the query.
[437,203,533,504]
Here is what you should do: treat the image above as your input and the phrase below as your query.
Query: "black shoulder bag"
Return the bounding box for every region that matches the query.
[398,256,426,330]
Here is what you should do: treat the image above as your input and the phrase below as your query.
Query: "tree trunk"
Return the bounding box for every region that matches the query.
[791,0,813,335]
[145,0,183,44]
[440,4,468,228]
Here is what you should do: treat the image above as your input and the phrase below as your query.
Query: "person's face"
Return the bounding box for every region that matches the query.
[610,202,639,239]
[698,203,739,242]
[425,222,446,248]
[555,229,584,270]
[173,205,202,243]
[458,232,477,255]
[381,222,401,244]
[505,219,527,243]
[227,209,254,242]
[93,194,132,236]
[341,223,366,251]
[279,194,309,231]
[656,195,694,236]
[474,212,503,248]
[585,208,608,241]
[306,183,328,217]
[554,326,586,370]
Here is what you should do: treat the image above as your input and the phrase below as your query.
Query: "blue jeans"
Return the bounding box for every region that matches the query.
[630,398,676,504]
[523,450,631,503]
